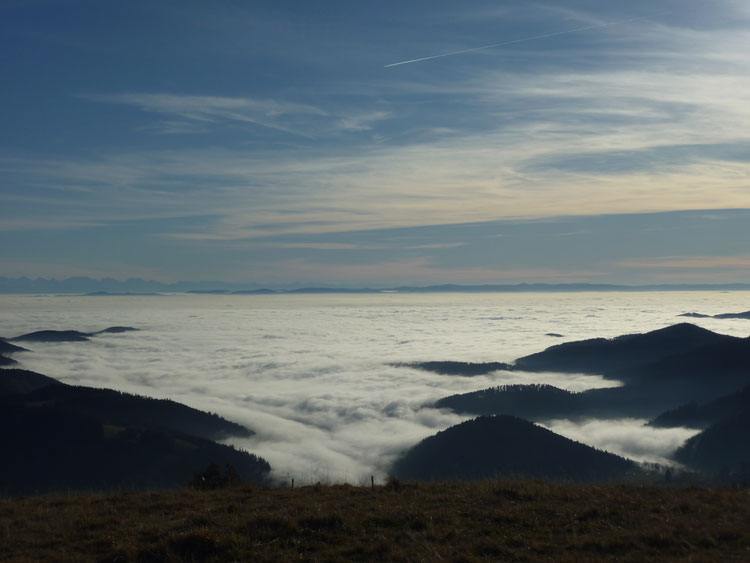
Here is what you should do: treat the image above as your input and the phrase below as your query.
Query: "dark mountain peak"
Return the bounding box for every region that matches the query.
[14,383,253,442]
[10,330,91,342]
[714,311,750,319]
[434,384,584,419]
[650,385,750,429]
[673,408,750,474]
[0,402,270,495]
[9,326,138,342]
[614,322,724,344]
[514,323,732,377]
[95,326,138,334]
[0,355,18,366]
[391,415,637,483]
[0,339,29,354]
[0,364,268,495]
[679,311,750,320]
[393,360,514,376]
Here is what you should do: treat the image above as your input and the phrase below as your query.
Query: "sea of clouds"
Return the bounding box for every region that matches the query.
[3,291,749,483]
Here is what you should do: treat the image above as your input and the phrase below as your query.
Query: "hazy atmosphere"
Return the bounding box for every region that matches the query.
[2,1,749,286]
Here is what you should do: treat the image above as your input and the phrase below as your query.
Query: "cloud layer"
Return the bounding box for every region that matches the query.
[4,291,748,483]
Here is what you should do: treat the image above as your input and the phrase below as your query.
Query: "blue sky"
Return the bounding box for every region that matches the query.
[1,0,749,286]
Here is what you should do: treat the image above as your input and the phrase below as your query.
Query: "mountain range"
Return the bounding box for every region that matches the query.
[0,330,270,496]
[391,415,638,483]
[3,276,750,294]
[399,323,750,481]
[5,319,750,492]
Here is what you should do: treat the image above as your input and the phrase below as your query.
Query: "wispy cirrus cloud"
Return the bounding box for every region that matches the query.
[80,93,394,138]
[79,92,328,136]
[33,6,745,242]
[337,111,392,132]
[617,256,750,269]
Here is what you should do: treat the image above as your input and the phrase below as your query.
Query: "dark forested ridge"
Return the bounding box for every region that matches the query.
[8,326,139,342]
[395,360,514,376]
[0,354,16,366]
[0,338,28,366]
[2,382,253,441]
[391,415,638,482]
[423,323,750,478]
[5,319,750,495]
[433,383,664,421]
[680,311,750,319]
[673,410,750,475]
[647,385,750,477]
[650,385,750,429]
[0,402,269,496]
[430,324,750,419]
[0,368,64,396]
[10,329,91,342]
[0,339,28,354]
[0,369,269,496]
[0,330,270,496]
[1,327,137,368]
[409,323,743,384]
[435,384,585,419]
[513,323,734,378]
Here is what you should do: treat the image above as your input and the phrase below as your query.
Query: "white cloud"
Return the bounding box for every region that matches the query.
[82,92,326,119]
[617,256,750,269]
[7,292,744,481]
[6,292,688,481]
[540,418,701,466]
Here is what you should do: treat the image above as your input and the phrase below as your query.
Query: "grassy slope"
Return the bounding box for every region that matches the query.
[2,481,749,562]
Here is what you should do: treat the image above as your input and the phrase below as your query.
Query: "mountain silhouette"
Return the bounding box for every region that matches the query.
[0,339,29,366]
[714,311,750,319]
[430,324,750,420]
[5,382,253,441]
[673,409,750,475]
[10,330,92,342]
[435,384,586,419]
[0,368,64,396]
[434,383,674,421]
[679,311,750,320]
[95,326,139,334]
[0,355,16,366]
[650,385,750,429]
[394,361,514,376]
[0,339,28,354]
[513,323,731,380]
[0,402,270,496]
[408,324,735,382]
[9,326,139,342]
[0,368,268,495]
[621,336,750,398]
[391,415,638,482]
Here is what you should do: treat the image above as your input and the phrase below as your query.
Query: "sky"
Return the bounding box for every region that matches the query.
[1,0,749,287]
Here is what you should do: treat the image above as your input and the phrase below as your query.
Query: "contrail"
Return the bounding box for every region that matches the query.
[385,13,664,68]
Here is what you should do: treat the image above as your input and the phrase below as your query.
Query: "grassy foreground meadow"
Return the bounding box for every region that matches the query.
[2,481,750,562]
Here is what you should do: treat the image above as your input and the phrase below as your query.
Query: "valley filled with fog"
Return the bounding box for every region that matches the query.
[3,291,749,483]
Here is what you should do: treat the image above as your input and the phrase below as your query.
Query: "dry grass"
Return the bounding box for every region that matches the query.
[2,481,750,562]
